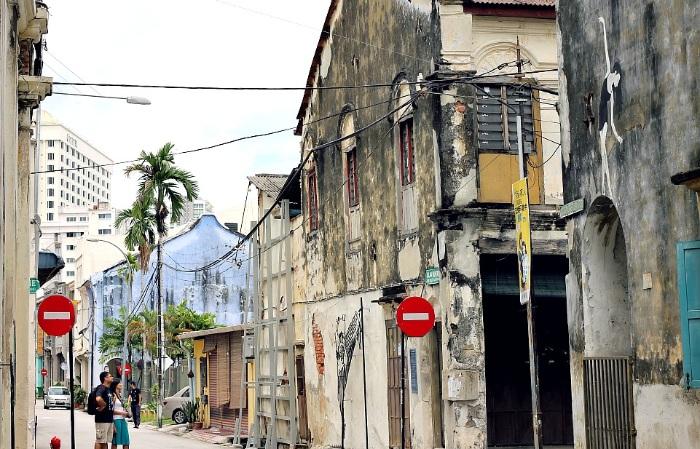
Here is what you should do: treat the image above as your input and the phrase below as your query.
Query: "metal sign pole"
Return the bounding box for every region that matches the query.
[516,96,543,449]
[68,330,76,449]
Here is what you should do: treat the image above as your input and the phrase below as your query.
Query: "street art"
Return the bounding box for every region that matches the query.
[335,308,363,449]
[598,17,623,197]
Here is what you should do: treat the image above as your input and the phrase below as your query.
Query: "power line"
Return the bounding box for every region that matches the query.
[29,89,418,175]
[51,69,557,92]
[165,91,425,273]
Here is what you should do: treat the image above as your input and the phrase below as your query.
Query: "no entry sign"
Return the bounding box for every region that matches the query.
[38,294,76,337]
[397,296,435,337]
[41,368,47,377]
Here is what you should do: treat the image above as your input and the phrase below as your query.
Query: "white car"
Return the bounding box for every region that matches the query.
[162,386,191,424]
[44,386,71,409]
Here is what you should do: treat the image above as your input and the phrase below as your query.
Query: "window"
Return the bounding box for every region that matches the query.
[47,140,54,147]
[66,271,75,277]
[66,258,75,263]
[47,200,54,208]
[48,177,54,185]
[71,148,75,156]
[46,213,54,221]
[399,119,415,186]
[66,217,77,222]
[678,240,700,388]
[60,155,64,162]
[98,213,111,220]
[98,229,112,235]
[79,216,87,222]
[66,245,76,251]
[66,232,79,237]
[47,153,55,160]
[48,188,54,197]
[346,148,360,207]
[307,169,319,231]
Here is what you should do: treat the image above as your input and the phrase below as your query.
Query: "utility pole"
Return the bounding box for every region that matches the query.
[514,41,543,448]
[156,243,164,428]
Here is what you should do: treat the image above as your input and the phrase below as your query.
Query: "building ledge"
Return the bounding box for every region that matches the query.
[19,1,49,42]
[18,75,52,107]
[430,203,565,231]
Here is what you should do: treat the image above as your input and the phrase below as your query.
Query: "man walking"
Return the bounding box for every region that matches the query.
[129,381,142,428]
[94,371,114,449]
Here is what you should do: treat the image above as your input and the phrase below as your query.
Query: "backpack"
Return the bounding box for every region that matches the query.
[87,387,99,415]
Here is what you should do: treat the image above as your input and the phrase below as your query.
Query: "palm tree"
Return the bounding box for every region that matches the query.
[124,142,198,427]
[115,199,156,273]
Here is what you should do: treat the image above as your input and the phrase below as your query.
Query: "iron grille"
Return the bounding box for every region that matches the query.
[583,357,636,449]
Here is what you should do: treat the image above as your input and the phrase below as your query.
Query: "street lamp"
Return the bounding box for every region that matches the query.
[86,238,132,381]
[53,92,152,105]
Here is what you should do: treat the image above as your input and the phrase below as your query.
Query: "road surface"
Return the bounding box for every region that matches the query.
[35,404,221,449]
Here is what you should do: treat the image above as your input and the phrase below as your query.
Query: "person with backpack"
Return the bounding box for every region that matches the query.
[89,371,115,449]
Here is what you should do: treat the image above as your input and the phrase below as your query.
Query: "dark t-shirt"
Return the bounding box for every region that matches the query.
[94,385,114,423]
[129,388,141,405]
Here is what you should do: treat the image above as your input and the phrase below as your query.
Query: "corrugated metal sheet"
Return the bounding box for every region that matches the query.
[247,174,289,197]
[472,0,555,6]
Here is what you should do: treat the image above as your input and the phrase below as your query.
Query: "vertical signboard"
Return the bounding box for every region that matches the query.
[513,178,532,305]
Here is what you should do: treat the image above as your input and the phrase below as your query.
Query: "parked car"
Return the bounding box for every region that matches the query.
[44,386,71,409]
[163,386,190,424]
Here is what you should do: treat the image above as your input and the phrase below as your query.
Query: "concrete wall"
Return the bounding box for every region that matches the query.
[559,1,700,447]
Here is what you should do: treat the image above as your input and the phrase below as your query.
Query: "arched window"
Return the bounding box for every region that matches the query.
[393,80,418,233]
[340,111,361,242]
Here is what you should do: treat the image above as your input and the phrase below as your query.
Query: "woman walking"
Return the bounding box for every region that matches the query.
[110,379,131,449]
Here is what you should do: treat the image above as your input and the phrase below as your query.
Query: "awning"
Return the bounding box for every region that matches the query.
[39,251,64,286]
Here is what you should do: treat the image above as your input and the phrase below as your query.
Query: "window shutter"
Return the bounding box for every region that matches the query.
[228,332,245,409]
[677,240,700,388]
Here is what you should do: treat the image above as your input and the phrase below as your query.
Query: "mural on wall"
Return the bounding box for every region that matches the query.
[598,17,624,197]
[334,308,363,448]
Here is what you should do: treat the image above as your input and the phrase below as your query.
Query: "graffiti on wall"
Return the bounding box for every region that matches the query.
[598,17,623,197]
[335,308,363,448]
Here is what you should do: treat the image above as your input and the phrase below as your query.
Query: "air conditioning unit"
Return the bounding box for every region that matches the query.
[243,335,255,359]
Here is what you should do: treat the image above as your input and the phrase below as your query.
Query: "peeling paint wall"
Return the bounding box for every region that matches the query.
[559,0,700,447]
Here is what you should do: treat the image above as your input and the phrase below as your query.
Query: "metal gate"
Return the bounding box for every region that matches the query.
[583,357,636,449]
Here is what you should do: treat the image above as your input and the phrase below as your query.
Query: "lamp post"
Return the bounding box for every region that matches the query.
[53,92,151,105]
[86,238,132,381]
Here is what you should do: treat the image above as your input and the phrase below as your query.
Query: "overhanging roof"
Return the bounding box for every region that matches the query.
[39,251,64,286]
[176,324,250,341]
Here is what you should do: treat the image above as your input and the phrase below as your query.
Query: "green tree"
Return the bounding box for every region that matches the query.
[115,199,156,273]
[124,142,198,426]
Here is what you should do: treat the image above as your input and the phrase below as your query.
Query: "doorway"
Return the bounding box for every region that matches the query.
[482,255,573,447]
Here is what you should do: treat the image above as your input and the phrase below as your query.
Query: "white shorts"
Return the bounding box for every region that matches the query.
[95,422,115,444]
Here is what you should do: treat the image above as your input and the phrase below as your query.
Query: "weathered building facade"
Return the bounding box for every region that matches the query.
[558,1,700,448]
[0,1,52,448]
[293,1,565,449]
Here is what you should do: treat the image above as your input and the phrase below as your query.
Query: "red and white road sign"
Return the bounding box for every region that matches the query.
[41,368,48,377]
[118,363,132,376]
[37,294,75,337]
[396,296,435,337]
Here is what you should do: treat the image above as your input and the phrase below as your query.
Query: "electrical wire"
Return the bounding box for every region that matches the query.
[162,90,426,273]
[30,90,417,175]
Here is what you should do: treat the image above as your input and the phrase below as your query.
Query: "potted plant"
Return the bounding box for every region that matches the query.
[193,399,204,430]
[182,400,199,430]
[72,385,87,409]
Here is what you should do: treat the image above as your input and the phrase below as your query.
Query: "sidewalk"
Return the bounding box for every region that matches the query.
[142,422,240,445]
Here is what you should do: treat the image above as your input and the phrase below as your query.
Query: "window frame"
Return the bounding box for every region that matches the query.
[346,147,360,208]
[307,168,319,232]
[399,118,416,187]
[678,240,700,389]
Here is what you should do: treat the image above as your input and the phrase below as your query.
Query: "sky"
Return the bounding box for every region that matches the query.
[41,0,329,229]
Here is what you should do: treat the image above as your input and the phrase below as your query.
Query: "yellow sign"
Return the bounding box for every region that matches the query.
[513,178,532,305]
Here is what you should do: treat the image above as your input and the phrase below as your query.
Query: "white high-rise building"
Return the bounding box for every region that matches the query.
[37,110,114,222]
[36,111,118,289]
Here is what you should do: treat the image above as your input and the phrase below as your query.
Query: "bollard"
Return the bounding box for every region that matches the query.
[50,436,61,449]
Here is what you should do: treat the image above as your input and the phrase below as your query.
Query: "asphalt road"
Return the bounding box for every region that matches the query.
[35,404,221,449]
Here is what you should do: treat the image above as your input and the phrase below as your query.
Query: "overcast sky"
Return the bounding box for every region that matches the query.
[41,0,329,228]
